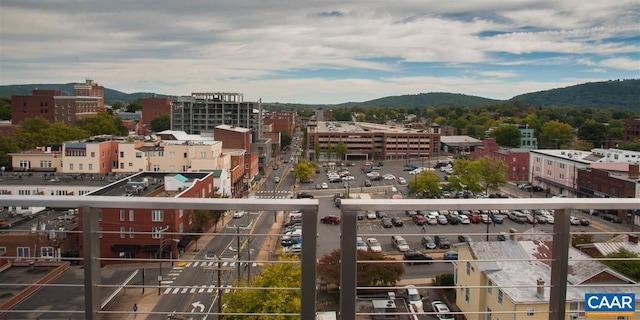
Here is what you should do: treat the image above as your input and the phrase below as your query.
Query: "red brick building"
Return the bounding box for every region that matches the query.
[577,164,639,199]
[624,119,640,141]
[264,111,297,134]
[141,97,173,124]
[78,172,215,265]
[473,138,530,182]
[11,89,59,124]
[214,125,260,182]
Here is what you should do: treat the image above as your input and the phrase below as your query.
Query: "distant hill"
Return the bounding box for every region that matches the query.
[1,79,637,109]
[0,83,174,105]
[334,92,499,108]
[509,79,639,110]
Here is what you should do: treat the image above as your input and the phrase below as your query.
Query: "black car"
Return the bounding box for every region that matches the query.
[300,178,313,183]
[296,192,314,199]
[580,218,590,226]
[601,214,622,223]
[381,218,393,228]
[457,235,474,243]
[391,216,404,226]
[334,198,341,208]
[376,211,389,219]
[403,251,434,265]
[447,215,461,225]
[357,211,365,220]
[434,236,450,249]
[284,218,302,227]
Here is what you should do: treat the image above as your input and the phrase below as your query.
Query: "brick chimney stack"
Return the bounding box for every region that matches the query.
[629,164,639,179]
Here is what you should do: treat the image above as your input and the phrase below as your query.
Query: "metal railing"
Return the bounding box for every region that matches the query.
[0,195,638,319]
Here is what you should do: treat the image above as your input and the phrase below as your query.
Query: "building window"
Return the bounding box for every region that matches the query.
[69,163,73,170]
[152,210,163,222]
[129,210,134,221]
[169,152,175,158]
[497,289,503,306]
[129,227,135,238]
[120,227,126,238]
[466,262,471,276]
[179,209,183,218]
[120,209,125,221]
[179,222,184,233]
[152,227,164,239]
[136,152,142,158]
[200,152,206,159]
[184,153,188,158]
[41,247,54,258]
[169,165,175,172]
[88,164,93,170]
[465,287,470,303]
[91,152,95,158]
[18,190,31,195]
[99,226,103,239]
[0,247,6,255]
[19,160,30,168]
[487,279,493,295]
[486,307,492,320]
[559,163,565,169]
[559,173,565,179]
[120,151,124,158]
[79,163,83,170]
[17,247,30,257]
[40,160,52,168]
[527,307,535,316]
[153,165,160,172]
[128,162,133,167]
[547,160,552,165]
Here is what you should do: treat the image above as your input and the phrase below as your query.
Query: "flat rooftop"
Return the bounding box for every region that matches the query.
[86,172,212,197]
[0,172,121,188]
[316,121,432,134]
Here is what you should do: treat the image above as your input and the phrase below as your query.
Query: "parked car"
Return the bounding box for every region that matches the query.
[296,192,314,199]
[426,216,438,225]
[405,285,425,313]
[357,211,365,220]
[579,218,590,226]
[367,238,382,252]
[392,235,410,252]
[405,210,418,217]
[443,251,458,260]
[334,198,341,208]
[490,214,504,224]
[412,214,428,226]
[468,214,482,223]
[315,184,322,190]
[437,215,448,225]
[458,215,470,224]
[356,237,368,251]
[381,218,393,228]
[569,216,581,225]
[497,232,508,241]
[283,243,302,254]
[403,251,434,265]
[398,177,407,185]
[391,216,404,226]
[300,178,313,183]
[320,215,340,225]
[233,210,246,218]
[601,214,622,223]
[364,179,372,187]
[376,211,389,219]
[366,211,377,219]
[431,300,455,320]
[447,215,461,225]
[434,236,450,249]
[421,236,437,249]
[458,235,474,243]
[321,182,329,189]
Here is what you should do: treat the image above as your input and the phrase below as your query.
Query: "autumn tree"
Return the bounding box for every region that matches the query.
[619,138,640,152]
[538,120,574,148]
[447,157,508,194]
[317,249,404,287]
[571,231,594,248]
[491,125,521,147]
[12,117,88,150]
[295,160,317,181]
[577,119,607,147]
[408,170,441,198]
[148,114,171,132]
[223,254,301,318]
[601,249,640,281]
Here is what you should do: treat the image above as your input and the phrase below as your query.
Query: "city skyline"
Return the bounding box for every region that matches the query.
[1,0,638,104]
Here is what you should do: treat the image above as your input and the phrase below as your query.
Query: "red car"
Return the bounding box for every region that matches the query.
[320,215,341,225]
[468,214,482,223]
[412,214,428,226]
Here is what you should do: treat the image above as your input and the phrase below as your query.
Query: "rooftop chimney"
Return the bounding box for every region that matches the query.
[628,234,638,245]
[536,278,545,299]
[509,228,518,241]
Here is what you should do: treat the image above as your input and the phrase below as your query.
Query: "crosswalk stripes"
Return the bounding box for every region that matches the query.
[163,284,233,295]
[256,190,290,194]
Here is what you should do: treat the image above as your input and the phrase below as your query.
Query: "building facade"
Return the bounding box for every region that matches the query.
[264,111,297,134]
[141,97,173,125]
[474,138,530,182]
[624,118,640,141]
[171,93,260,139]
[529,150,595,197]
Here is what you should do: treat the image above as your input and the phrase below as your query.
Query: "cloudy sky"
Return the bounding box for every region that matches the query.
[1,1,638,104]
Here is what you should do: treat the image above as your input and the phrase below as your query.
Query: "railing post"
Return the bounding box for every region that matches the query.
[340,209,358,320]
[300,205,318,320]
[549,208,572,320]
[83,207,102,320]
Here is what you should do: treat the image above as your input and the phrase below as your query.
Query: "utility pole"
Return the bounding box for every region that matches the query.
[236,226,241,282]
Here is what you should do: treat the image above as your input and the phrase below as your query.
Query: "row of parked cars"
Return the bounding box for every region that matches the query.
[404,210,504,226]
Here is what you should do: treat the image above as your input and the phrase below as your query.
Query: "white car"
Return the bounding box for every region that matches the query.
[383,174,396,180]
[406,285,425,313]
[366,211,377,219]
[321,182,329,189]
[341,175,355,181]
[283,243,302,254]
[357,237,368,251]
[426,216,438,225]
[367,238,382,252]
[366,172,380,178]
[459,215,470,224]
[545,215,555,224]
[233,210,246,218]
[398,177,407,185]
[570,216,581,225]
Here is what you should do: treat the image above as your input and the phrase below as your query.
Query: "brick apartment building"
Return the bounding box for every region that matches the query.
[624,118,640,140]
[264,111,297,134]
[78,172,215,264]
[141,97,173,124]
[473,138,530,182]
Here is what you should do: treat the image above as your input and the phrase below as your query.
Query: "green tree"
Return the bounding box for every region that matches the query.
[491,125,521,147]
[477,156,508,194]
[125,101,142,112]
[574,140,594,151]
[408,171,441,198]
[314,143,320,161]
[317,249,404,287]
[110,101,125,110]
[447,158,483,193]
[326,144,334,161]
[223,254,301,318]
[280,130,292,149]
[11,117,88,150]
[148,114,171,132]
[0,97,11,120]
[619,138,640,152]
[189,210,212,252]
[295,160,317,181]
[539,120,574,148]
[335,141,347,161]
[0,135,19,168]
[577,119,607,147]
[601,249,640,281]
[76,112,128,136]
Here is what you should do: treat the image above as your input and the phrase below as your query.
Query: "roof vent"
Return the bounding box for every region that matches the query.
[536,278,545,298]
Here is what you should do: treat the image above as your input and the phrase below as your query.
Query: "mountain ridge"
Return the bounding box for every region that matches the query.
[1,79,637,110]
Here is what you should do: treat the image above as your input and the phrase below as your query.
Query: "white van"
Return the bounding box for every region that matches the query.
[274,176,280,183]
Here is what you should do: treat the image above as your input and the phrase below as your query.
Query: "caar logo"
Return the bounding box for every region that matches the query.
[585,293,635,316]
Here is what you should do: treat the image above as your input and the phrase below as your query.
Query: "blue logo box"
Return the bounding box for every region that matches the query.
[585,293,635,316]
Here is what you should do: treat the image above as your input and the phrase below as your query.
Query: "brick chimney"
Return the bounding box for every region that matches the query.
[629,234,639,245]
[629,164,639,179]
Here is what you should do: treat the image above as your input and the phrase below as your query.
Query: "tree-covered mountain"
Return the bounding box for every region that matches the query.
[0,83,174,105]
[509,79,639,110]
[1,79,637,109]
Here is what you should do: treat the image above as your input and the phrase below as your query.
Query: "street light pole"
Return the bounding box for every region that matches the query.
[236,226,241,282]
[156,226,169,295]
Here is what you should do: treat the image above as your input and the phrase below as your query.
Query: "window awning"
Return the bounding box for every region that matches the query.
[143,245,172,252]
